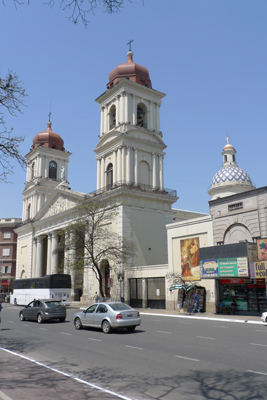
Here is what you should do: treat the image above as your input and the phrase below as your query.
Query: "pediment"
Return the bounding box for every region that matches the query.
[36,189,83,221]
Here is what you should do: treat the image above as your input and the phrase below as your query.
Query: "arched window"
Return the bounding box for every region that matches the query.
[109,105,116,130]
[138,160,150,186]
[106,163,113,188]
[137,103,147,128]
[224,155,227,163]
[49,160,57,179]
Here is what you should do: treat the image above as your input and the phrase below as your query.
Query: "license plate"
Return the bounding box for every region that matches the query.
[127,313,133,318]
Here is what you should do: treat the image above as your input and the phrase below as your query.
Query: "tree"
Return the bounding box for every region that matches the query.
[58,196,134,297]
[0,71,26,182]
[8,1,138,27]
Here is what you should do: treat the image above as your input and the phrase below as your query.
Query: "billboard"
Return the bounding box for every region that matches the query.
[250,261,267,279]
[201,257,249,279]
[257,238,267,261]
[180,237,200,281]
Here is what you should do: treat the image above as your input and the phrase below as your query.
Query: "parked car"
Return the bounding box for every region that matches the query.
[74,302,141,333]
[19,299,66,323]
[261,311,267,324]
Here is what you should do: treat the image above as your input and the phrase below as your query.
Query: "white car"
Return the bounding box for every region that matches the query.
[261,311,267,324]
[74,302,141,333]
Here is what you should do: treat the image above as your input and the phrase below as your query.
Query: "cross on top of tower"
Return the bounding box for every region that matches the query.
[127,39,134,52]
[226,135,230,144]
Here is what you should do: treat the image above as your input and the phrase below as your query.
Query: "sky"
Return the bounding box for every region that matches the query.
[1,0,267,218]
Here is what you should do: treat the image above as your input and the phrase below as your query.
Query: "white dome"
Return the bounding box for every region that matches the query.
[211,166,253,187]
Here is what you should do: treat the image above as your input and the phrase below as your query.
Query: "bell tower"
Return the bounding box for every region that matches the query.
[94,50,167,192]
[22,120,71,221]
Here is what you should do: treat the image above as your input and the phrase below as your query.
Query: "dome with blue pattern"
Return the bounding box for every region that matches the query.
[209,137,255,199]
[211,166,253,187]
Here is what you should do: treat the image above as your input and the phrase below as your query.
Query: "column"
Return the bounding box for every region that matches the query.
[103,106,107,133]
[36,236,43,277]
[45,156,49,178]
[113,150,117,184]
[132,94,136,125]
[156,103,160,132]
[47,233,52,274]
[51,232,58,274]
[32,238,37,277]
[152,153,157,188]
[121,146,126,182]
[101,157,105,189]
[149,101,153,130]
[96,158,101,190]
[125,93,129,123]
[117,147,122,183]
[134,148,138,185]
[159,154,164,189]
[120,92,125,123]
[100,107,104,135]
[126,147,131,183]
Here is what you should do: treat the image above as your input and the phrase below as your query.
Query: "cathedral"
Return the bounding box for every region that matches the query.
[15,49,267,313]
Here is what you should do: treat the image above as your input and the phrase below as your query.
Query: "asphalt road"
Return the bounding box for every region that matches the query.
[1,304,267,400]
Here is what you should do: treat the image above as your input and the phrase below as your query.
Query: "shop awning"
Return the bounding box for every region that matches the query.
[169,283,195,292]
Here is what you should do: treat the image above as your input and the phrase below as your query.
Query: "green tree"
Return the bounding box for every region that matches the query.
[0,71,26,182]
[58,196,134,297]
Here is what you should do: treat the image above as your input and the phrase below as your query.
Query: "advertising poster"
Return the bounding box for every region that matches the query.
[257,238,267,261]
[253,261,267,278]
[201,258,248,278]
[180,237,200,281]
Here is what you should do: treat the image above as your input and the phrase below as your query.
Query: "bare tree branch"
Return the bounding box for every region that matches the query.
[0,71,27,182]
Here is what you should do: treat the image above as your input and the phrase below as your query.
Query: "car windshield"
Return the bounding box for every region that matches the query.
[44,301,63,307]
[109,303,132,311]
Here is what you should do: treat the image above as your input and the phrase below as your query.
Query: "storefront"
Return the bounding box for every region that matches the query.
[199,242,266,312]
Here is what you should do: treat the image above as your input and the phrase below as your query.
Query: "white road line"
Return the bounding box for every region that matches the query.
[175,355,199,362]
[0,347,134,400]
[197,336,215,340]
[60,332,72,336]
[8,321,14,324]
[250,343,267,347]
[21,324,29,327]
[247,370,267,376]
[157,331,172,334]
[213,325,229,328]
[0,390,13,400]
[39,328,48,331]
[125,345,143,350]
[88,338,102,342]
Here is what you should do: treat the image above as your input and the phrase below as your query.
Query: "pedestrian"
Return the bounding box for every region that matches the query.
[193,291,200,313]
[94,292,99,303]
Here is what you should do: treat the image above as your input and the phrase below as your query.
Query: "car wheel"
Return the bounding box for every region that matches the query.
[102,320,111,334]
[37,313,43,324]
[127,326,136,332]
[59,318,65,322]
[19,312,25,321]
[74,317,82,330]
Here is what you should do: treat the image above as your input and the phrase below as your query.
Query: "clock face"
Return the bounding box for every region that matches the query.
[50,161,57,169]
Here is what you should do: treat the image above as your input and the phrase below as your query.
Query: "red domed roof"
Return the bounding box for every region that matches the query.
[107,51,152,89]
[31,121,65,151]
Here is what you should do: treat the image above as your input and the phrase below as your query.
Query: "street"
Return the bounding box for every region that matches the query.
[1,304,267,399]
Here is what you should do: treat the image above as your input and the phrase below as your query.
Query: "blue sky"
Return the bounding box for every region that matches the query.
[1,0,267,218]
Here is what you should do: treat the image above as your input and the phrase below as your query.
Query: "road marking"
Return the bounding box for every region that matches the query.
[197,336,215,340]
[250,343,267,347]
[60,332,72,336]
[0,390,13,400]
[125,345,143,350]
[175,355,199,362]
[0,347,133,400]
[8,321,14,324]
[213,325,229,328]
[247,370,267,376]
[21,324,29,327]
[39,328,48,331]
[88,338,102,342]
[157,330,172,334]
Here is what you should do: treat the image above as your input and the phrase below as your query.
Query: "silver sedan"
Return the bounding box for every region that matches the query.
[74,302,141,333]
